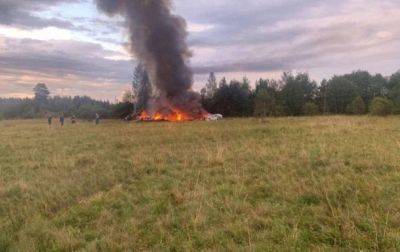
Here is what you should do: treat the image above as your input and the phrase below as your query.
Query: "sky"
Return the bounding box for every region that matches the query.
[0,0,399,100]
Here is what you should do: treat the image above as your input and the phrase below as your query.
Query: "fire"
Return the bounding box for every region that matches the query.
[154,113,162,121]
[139,108,206,122]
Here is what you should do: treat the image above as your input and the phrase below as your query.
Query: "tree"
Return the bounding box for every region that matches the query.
[205,72,218,98]
[370,74,387,97]
[325,76,356,114]
[75,103,107,119]
[387,71,400,90]
[132,63,152,114]
[219,77,228,88]
[370,97,394,116]
[254,88,276,117]
[388,71,400,113]
[211,80,251,117]
[280,72,317,116]
[200,88,207,101]
[346,96,366,115]
[5,98,36,118]
[33,83,50,101]
[343,71,386,107]
[318,79,329,114]
[242,76,251,93]
[253,79,279,117]
[389,86,400,114]
[33,83,50,112]
[122,90,133,103]
[112,102,134,119]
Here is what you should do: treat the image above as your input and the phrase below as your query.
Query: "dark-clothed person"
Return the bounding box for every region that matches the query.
[60,115,65,126]
[47,116,53,125]
[95,113,100,125]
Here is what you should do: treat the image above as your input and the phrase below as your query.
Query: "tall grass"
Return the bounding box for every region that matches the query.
[0,117,399,250]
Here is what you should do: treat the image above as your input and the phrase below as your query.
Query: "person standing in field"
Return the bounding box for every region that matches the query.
[95,113,100,125]
[71,115,76,124]
[47,114,53,126]
[59,114,65,127]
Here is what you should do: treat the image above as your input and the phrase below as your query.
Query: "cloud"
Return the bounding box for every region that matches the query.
[1,0,400,99]
[0,36,132,99]
[0,0,82,29]
[177,0,400,77]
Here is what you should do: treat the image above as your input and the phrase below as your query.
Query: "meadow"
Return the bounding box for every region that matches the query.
[0,116,399,251]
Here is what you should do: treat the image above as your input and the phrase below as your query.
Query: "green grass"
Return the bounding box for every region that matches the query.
[0,117,399,251]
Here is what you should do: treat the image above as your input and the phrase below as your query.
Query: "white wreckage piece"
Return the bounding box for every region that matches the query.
[205,114,223,121]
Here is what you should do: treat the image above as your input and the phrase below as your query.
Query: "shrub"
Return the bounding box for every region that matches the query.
[303,102,320,116]
[370,97,394,116]
[346,96,366,115]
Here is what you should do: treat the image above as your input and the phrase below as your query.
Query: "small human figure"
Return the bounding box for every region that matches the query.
[71,115,76,124]
[95,113,100,125]
[47,115,53,126]
[59,114,65,126]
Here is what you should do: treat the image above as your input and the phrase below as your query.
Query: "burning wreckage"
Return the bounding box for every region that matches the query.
[139,110,223,122]
[96,0,222,122]
[137,97,222,122]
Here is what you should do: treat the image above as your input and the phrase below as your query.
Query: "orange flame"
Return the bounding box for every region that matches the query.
[139,108,206,122]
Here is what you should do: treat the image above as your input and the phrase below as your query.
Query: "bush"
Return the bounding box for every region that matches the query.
[346,96,366,115]
[370,97,394,116]
[303,102,320,116]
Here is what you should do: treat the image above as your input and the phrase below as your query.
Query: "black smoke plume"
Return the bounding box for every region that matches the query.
[95,0,204,117]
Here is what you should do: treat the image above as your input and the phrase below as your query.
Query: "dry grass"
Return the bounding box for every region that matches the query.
[0,116,399,250]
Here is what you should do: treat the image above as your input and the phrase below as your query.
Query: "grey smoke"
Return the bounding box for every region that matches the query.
[95,0,203,115]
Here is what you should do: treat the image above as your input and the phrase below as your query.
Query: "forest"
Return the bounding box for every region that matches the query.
[1,68,399,120]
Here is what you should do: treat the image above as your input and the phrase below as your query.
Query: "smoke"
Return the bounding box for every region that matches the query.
[95,0,203,115]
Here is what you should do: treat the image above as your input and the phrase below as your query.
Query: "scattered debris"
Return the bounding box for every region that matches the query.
[205,114,223,121]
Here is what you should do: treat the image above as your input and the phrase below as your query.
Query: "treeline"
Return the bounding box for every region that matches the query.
[0,84,118,120]
[0,96,116,119]
[201,70,400,117]
[1,70,399,120]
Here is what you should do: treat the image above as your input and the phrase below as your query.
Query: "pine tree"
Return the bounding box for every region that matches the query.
[132,63,152,113]
[33,83,50,113]
[205,72,217,98]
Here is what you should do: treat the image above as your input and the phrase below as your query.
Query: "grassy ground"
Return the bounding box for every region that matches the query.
[0,116,399,251]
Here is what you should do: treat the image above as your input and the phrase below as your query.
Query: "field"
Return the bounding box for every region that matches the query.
[0,116,399,251]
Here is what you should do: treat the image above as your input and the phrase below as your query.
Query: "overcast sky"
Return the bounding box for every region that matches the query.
[0,0,399,100]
